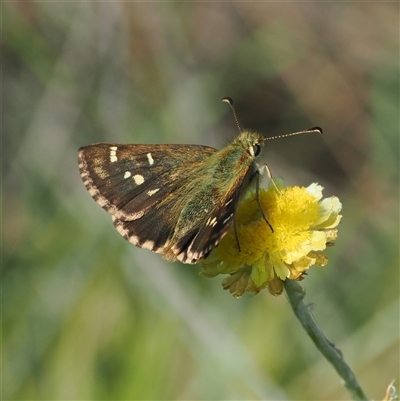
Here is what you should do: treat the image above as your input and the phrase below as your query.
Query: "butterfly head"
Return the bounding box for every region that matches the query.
[233,130,265,159]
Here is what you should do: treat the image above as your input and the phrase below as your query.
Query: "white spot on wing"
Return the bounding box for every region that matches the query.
[147,152,154,165]
[147,188,160,196]
[223,213,234,225]
[128,234,140,246]
[133,174,145,185]
[141,240,155,250]
[124,171,131,179]
[206,216,217,227]
[110,146,118,163]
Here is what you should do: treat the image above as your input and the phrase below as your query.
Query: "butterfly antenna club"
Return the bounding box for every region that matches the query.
[265,126,323,142]
[222,97,242,133]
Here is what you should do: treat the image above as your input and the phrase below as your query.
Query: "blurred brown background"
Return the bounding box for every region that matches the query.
[3,2,399,400]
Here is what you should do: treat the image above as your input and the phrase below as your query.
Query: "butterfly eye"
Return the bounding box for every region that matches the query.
[252,143,261,157]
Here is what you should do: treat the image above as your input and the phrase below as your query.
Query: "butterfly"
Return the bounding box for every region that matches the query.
[78,98,322,264]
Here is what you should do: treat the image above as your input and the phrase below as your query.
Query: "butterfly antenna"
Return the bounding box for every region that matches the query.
[222,97,242,133]
[265,126,323,142]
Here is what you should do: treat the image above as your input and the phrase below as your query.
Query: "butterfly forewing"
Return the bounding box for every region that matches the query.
[78,143,216,221]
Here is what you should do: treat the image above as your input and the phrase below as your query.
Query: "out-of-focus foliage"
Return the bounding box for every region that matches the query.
[3,2,398,400]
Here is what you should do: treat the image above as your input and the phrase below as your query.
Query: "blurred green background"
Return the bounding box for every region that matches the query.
[3,2,399,400]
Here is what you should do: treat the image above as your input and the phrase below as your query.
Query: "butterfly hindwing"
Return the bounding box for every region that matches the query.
[184,187,242,262]
[110,176,245,264]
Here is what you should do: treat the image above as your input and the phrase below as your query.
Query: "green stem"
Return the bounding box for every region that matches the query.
[283,279,369,401]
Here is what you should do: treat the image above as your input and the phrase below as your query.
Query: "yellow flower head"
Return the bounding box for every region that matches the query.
[200,181,342,297]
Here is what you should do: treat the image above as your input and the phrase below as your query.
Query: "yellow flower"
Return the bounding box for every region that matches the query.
[200,181,342,297]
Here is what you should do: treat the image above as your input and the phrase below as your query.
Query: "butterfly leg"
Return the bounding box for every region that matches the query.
[252,168,274,233]
[257,163,281,194]
[233,216,241,252]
